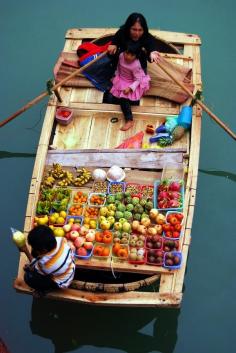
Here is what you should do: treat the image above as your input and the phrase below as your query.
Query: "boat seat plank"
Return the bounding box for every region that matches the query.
[46,150,183,169]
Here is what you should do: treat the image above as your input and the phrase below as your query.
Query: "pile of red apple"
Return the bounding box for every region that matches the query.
[162,212,183,239]
[65,223,96,258]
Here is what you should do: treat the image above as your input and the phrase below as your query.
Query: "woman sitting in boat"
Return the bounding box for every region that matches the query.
[109,44,151,131]
[23,225,75,296]
[107,12,161,72]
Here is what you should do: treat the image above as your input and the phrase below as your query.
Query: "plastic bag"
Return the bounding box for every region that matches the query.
[115,131,144,149]
[11,227,26,248]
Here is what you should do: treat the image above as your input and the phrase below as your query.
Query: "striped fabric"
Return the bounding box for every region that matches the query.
[35,237,75,288]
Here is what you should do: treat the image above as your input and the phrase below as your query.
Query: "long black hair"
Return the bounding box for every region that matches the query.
[122,13,149,39]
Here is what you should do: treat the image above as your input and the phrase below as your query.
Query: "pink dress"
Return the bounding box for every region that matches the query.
[110,52,150,101]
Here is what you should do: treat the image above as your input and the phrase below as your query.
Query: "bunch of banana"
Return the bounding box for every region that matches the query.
[41,175,55,188]
[51,163,65,179]
[74,167,91,186]
[57,171,75,187]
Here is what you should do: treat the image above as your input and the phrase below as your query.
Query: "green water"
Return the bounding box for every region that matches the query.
[1,1,236,352]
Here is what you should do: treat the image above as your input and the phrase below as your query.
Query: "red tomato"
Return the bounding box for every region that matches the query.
[172,231,180,238]
[165,231,173,238]
[174,223,182,231]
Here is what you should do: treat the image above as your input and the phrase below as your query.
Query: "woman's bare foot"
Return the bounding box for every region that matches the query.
[120,121,134,131]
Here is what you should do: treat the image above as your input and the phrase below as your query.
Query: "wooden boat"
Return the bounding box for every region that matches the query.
[14,27,202,307]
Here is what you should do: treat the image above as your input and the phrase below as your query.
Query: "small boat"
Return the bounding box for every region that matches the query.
[14,27,202,307]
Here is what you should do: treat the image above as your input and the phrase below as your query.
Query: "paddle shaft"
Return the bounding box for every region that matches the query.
[0,51,107,128]
[157,61,236,140]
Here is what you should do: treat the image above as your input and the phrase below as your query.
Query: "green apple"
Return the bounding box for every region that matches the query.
[122,222,131,233]
[107,216,115,225]
[119,217,127,224]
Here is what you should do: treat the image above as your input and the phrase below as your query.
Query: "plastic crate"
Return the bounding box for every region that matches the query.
[83,205,100,219]
[92,243,112,261]
[145,235,163,250]
[125,183,142,196]
[161,162,184,180]
[163,239,180,252]
[74,245,94,260]
[153,180,184,212]
[92,181,109,194]
[140,184,154,199]
[67,203,84,217]
[71,190,88,204]
[128,247,146,265]
[94,230,113,244]
[163,211,184,240]
[163,251,182,269]
[108,181,126,194]
[112,244,129,262]
[66,215,84,226]
[88,193,106,206]
[146,249,164,266]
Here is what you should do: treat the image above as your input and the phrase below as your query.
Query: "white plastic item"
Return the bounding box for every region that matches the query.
[92,168,107,182]
[106,165,125,182]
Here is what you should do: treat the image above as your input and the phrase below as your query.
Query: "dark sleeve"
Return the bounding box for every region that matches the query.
[144,33,158,55]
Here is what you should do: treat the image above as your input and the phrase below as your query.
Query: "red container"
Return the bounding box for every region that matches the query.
[55,107,73,125]
[146,249,164,266]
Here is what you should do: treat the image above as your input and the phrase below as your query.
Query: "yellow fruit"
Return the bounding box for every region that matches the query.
[53,212,59,219]
[59,211,67,218]
[49,225,54,230]
[53,227,65,237]
[68,218,74,223]
[89,220,97,229]
[37,216,49,225]
[84,217,90,224]
[49,215,57,224]
[57,216,65,225]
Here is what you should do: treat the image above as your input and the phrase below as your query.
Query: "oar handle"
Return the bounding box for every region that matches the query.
[157,61,236,140]
[0,51,107,128]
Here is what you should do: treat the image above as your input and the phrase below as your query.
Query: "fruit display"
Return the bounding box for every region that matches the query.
[33,167,184,269]
[156,179,183,210]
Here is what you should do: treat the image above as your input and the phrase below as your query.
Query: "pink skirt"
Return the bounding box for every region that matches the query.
[111,75,150,101]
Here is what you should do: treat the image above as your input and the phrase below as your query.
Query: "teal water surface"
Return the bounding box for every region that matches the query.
[1,1,236,352]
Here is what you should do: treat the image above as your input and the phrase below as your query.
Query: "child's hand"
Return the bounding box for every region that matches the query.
[123,87,132,95]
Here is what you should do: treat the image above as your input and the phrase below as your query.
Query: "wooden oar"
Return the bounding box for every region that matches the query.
[0,51,107,128]
[157,60,236,140]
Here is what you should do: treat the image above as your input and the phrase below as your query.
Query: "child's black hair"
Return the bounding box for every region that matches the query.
[124,43,142,58]
[28,225,56,257]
